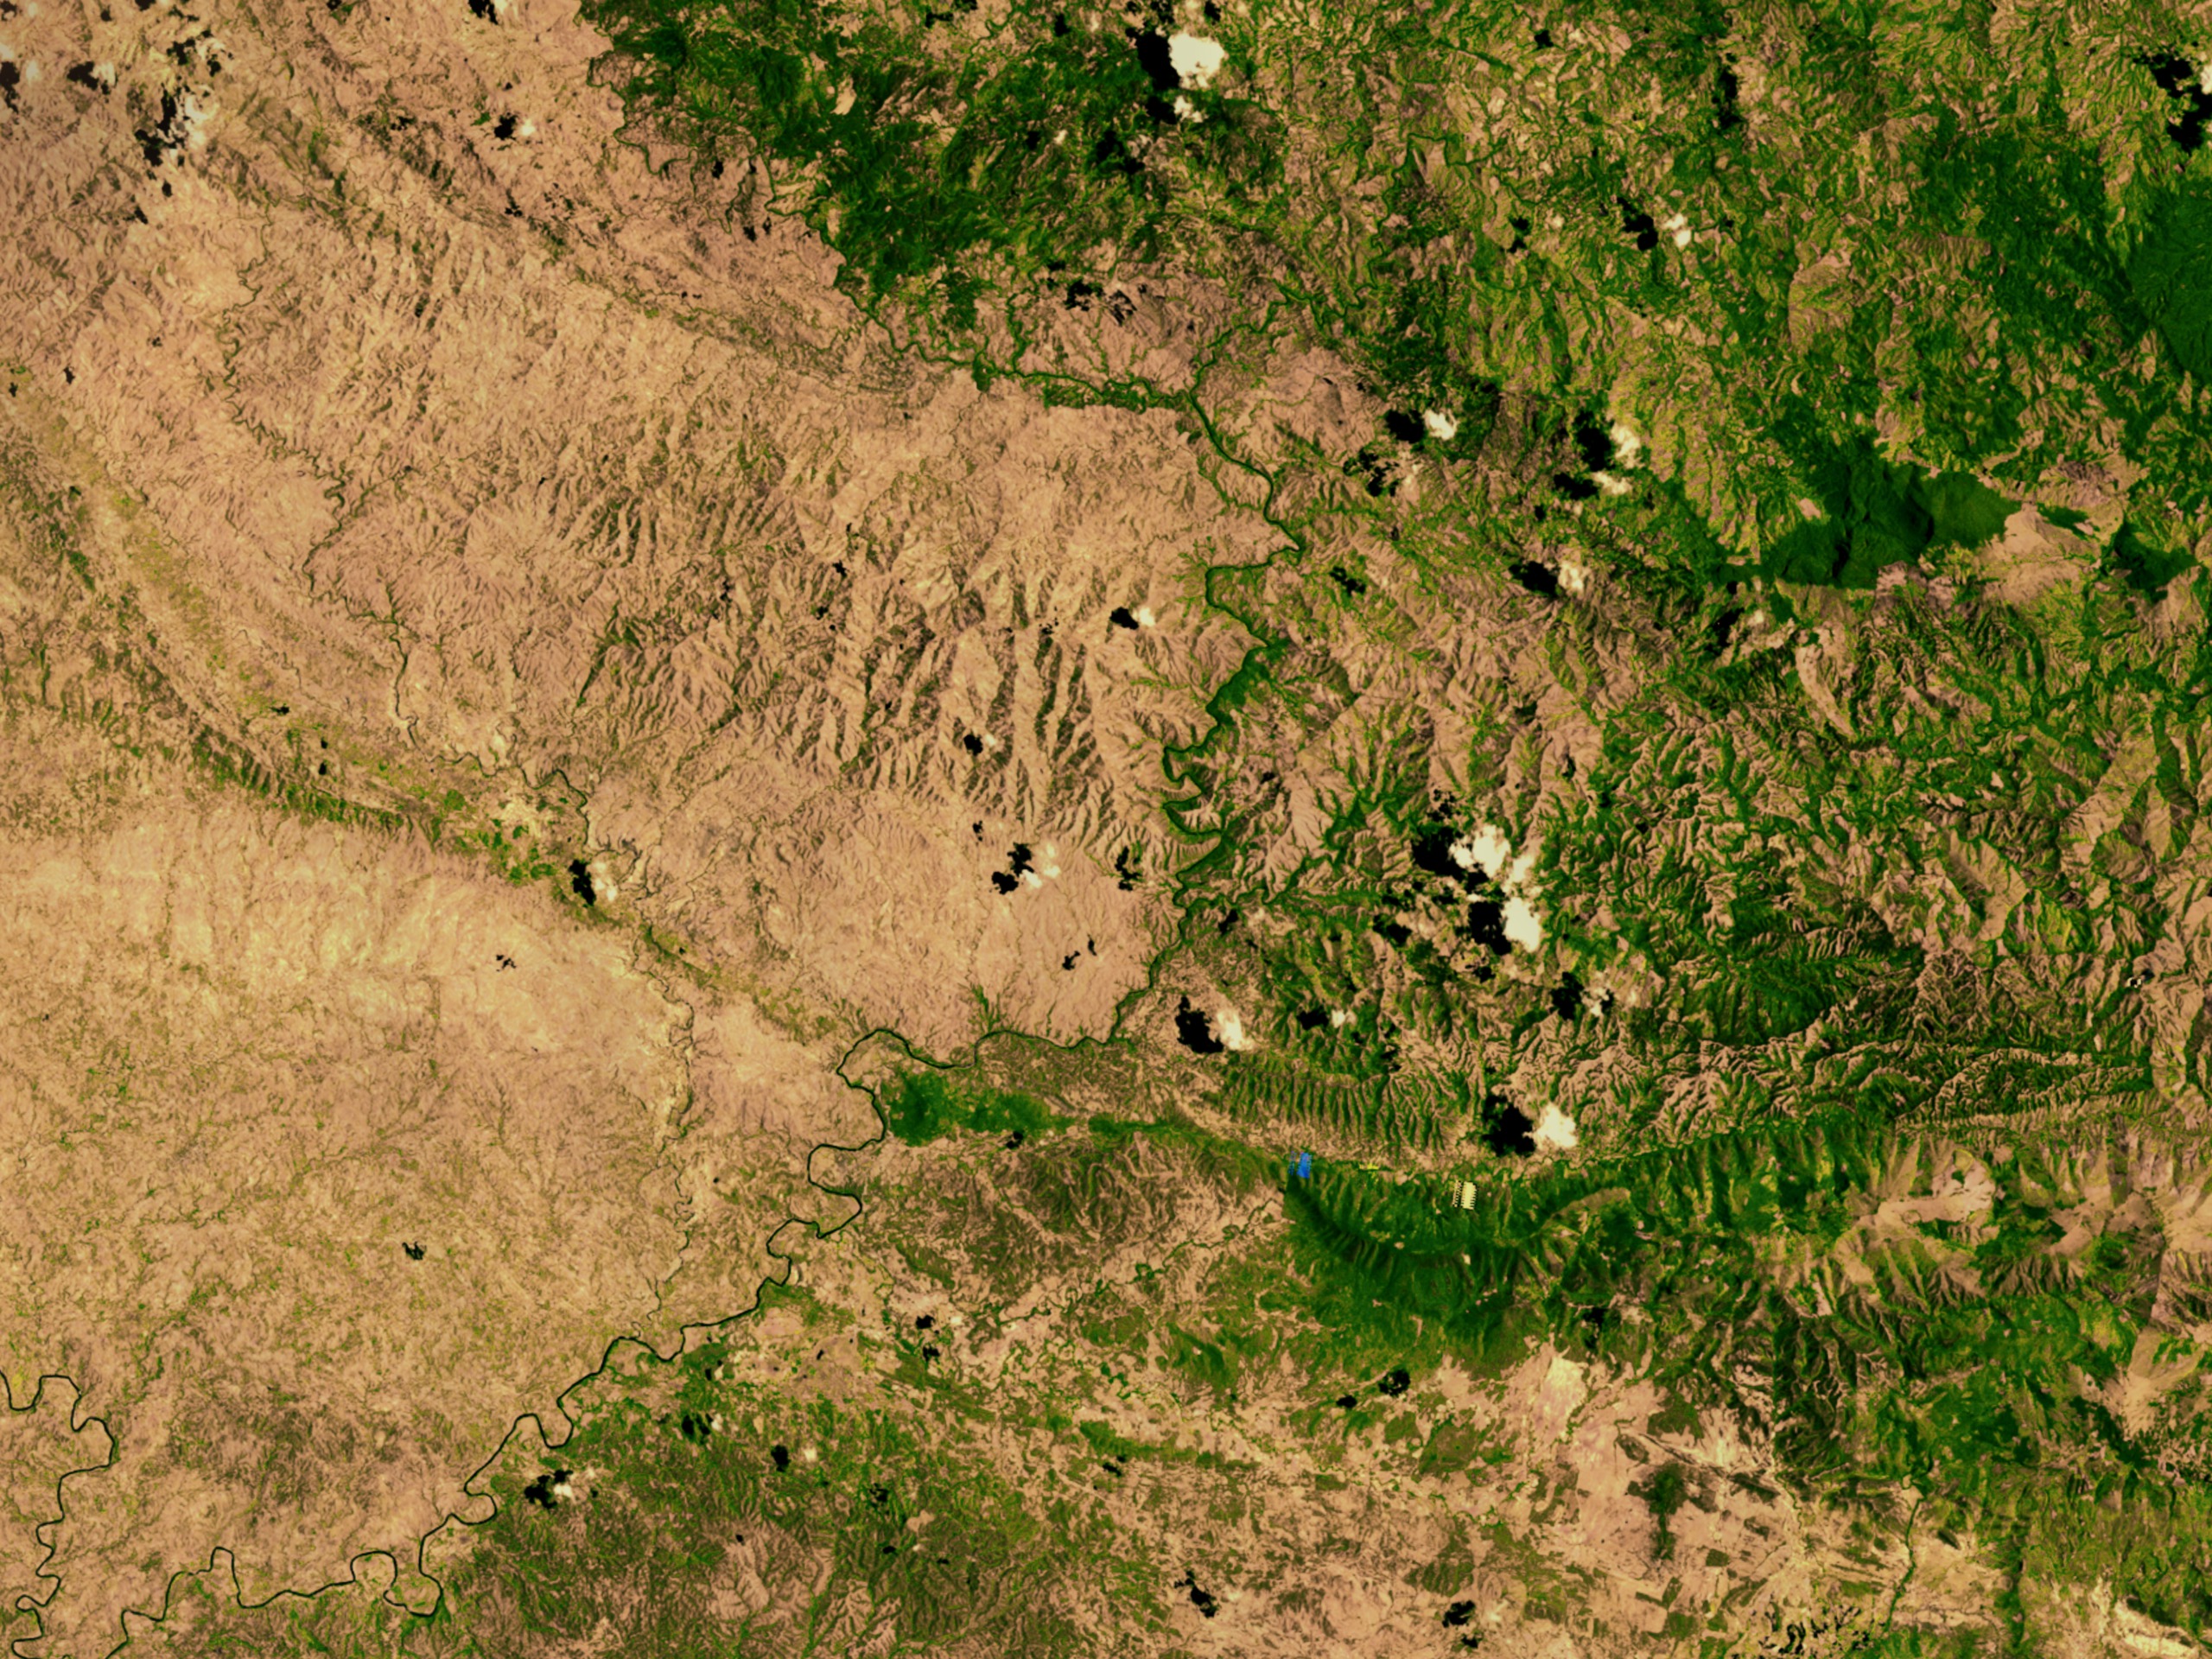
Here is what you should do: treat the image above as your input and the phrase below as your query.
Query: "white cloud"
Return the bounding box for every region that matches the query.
[1533,1104,1579,1150]
[1217,1008,1249,1050]
[1559,558,1589,596]
[1422,409,1459,442]
[1167,32,1225,88]
[1592,470,1632,497]
[1458,823,1513,880]
[1458,824,1546,948]
[176,90,217,151]
[1135,605,1156,627]
[1607,423,1643,467]
[1328,1007,1351,1028]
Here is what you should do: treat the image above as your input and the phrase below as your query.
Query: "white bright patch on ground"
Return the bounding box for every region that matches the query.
[1167,32,1225,87]
[1559,558,1589,595]
[1533,1104,1579,1150]
[1422,409,1459,442]
[834,83,857,116]
[1503,895,1545,950]
[1217,1009,1249,1050]
[1796,496,1826,519]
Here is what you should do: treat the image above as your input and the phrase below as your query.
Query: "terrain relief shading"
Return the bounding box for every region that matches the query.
[9,0,2212,1653]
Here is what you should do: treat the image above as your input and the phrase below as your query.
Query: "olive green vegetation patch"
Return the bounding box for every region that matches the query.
[2130,181,2212,385]
[410,1341,1138,1658]
[552,2,2212,1643]
[881,1068,1064,1146]
[1919,471,2017,550]
[1630,1461,1690,1560]
[1260,1118,2212,1630]
[1645,1392,1705,1439]
[2111,520,2195,595]
[582,0,1280,328]
[1763,433,2018,589]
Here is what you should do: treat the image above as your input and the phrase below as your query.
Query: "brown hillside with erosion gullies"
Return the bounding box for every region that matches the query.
[11,0,2212,1649]
[0,0,1258,1638]
[0,0,1266,1058]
